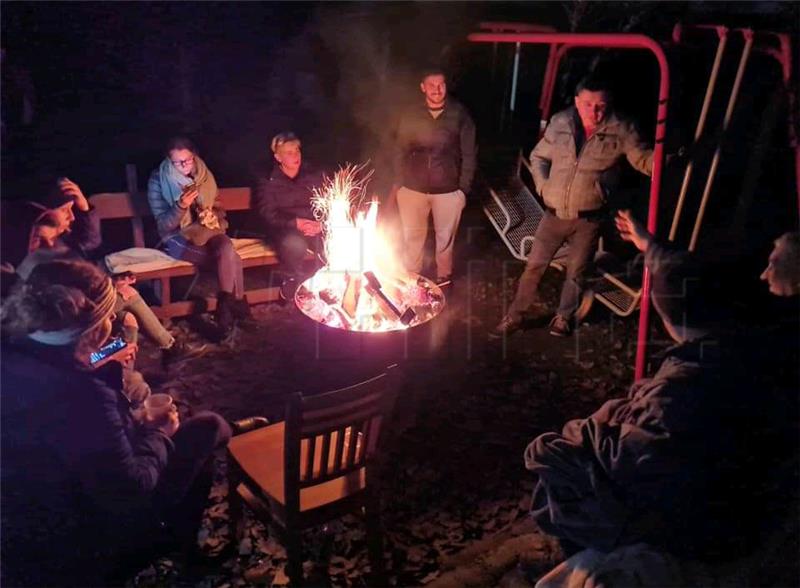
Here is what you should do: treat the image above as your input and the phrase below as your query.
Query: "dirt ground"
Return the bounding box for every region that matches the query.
[126,205,651,587]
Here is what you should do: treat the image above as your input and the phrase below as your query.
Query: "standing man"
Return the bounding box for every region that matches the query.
[394,66,477,288]
[491,74,654,338]
[254,132,323,300]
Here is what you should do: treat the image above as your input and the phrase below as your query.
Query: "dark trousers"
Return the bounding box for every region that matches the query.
[507,213,600,320]
[153,411,232,544]
[163,234,244,297]
[274,228,321,278]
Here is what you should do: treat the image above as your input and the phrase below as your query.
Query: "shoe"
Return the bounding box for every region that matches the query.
[488,314,522,340]
[435,275,453,290]
[549,314,572,337]
[216,291,236,334]
[162,339,209,369]
[279,278,299,302]
[232,296,258,329]
[230,416,270,435]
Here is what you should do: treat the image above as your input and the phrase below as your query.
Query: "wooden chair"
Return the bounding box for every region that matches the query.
[227,365,401,585]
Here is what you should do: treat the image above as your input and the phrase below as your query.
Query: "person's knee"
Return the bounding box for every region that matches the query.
[182,411,232,450]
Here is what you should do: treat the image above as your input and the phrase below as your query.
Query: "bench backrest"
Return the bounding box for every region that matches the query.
[89,187,254,248]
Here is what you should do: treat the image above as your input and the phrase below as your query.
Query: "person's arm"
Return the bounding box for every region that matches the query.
[74,377,175,506]
[615,209,689,276]
[147,170,187,238]
[459,112,477,193]
[59,179,102,253]
[255,176,296,230]
[529,118,556,195]
[622,121,654,177]
[68,206,102,254]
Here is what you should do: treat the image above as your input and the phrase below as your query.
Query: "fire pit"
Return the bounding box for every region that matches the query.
[294,164,446,334]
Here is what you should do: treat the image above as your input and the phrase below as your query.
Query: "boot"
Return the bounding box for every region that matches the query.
[216,291,236,336]
[232,296,257,330]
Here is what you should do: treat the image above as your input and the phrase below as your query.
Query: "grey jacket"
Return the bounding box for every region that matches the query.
[531,107,653,219]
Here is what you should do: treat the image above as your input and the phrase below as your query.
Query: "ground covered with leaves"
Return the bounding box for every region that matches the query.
[127,219,648,586]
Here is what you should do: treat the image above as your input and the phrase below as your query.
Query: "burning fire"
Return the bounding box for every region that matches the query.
[295,165,445,332]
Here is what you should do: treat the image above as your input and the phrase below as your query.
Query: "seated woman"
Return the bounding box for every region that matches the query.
[1,259,231,586]
[18,180,206,369]
[147,137,250,335]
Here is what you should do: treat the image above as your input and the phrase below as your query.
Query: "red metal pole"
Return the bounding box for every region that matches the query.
[468,32,670,380]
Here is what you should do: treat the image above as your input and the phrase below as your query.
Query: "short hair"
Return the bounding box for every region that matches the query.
[165,136,198,156]
[271,131,301,153]
[420,65,447,83]
[575,74,612,97]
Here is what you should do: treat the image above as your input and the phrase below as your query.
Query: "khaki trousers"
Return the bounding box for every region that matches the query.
[396,187,466,278]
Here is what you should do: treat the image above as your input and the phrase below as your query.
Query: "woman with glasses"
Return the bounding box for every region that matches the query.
[1,259,231,586]
[147,136,250,336]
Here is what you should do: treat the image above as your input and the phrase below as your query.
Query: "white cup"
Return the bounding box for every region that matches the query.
[144,393,174,422]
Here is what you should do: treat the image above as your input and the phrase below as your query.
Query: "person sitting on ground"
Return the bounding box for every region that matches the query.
[524,210,797,567]
[17,178,206,368]
[491,74,653,339]
[147,136,251,335]
[1,259,232,587]
[254,131,324,300]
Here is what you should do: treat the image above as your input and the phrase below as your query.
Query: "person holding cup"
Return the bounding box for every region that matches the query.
[1,259,231,586]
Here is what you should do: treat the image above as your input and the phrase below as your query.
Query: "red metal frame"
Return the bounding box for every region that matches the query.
[468,32,670,381]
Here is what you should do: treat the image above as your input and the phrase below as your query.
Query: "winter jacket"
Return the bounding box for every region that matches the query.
[254,164,323,234]
[1,339,173,585]
[395,98,477,194]
[531,107,653,219]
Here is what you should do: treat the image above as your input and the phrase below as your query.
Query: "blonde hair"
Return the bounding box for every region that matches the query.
[271,131,301,153]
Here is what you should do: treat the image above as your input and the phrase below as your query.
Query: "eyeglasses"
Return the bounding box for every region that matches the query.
[171,157,194,168]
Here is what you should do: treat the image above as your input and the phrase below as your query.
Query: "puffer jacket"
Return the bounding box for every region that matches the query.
[395,98,477,194]
[531,107,653,219]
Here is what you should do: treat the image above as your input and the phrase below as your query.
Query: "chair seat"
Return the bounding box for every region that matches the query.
[228,422,366,514]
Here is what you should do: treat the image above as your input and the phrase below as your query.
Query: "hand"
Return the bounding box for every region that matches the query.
[614,210,653,252]
[178,187,199,209]
[58,177,89,212]
[90,342,138,370]
[145,405,180,437]
[296,218,321,236]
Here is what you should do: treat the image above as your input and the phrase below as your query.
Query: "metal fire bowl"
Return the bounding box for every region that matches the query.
[294,273,445,333]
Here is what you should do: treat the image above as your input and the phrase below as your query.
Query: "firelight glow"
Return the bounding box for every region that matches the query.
[296,164,445,332]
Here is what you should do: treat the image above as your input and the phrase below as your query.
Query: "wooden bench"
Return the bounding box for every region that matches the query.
[90,187,284,319]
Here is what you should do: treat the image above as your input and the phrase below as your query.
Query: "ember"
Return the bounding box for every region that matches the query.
[295,165,445,332]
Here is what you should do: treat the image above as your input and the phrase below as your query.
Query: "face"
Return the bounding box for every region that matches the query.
[169,148,196,177]
[274,141,302,176]
[760,236,799,296]
[32,224,59,250]
[574,89,609,130]
[50,202,75,235]
[420,74,447,109]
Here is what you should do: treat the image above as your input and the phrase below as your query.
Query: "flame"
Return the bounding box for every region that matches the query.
[298,164,443,332]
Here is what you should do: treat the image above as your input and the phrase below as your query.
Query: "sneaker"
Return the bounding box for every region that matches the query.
[279,278,299,302]
[488,314,522,340]
[435,275,453,287]
[162,339,209,369]
[549,314,572,337]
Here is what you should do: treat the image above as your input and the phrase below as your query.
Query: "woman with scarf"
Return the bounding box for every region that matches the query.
[1,259,231,586]
[147,137,250,335]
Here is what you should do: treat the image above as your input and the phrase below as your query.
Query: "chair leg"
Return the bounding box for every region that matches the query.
[365,492,386,586]
[227,459,245,545]
[286,529,304,586]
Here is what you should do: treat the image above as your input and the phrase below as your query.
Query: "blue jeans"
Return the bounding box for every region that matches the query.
[163,234,244,297]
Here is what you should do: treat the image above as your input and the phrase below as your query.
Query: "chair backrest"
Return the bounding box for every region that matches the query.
[89,187,254,249]
[283,365,400,505]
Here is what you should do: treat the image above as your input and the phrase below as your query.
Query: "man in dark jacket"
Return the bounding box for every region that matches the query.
[525,210,798,564]
[393,67,476,287]
[492,74,653,338]
[254,131,323,299]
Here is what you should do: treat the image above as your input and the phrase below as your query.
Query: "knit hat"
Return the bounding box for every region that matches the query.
[29,180,73,211]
